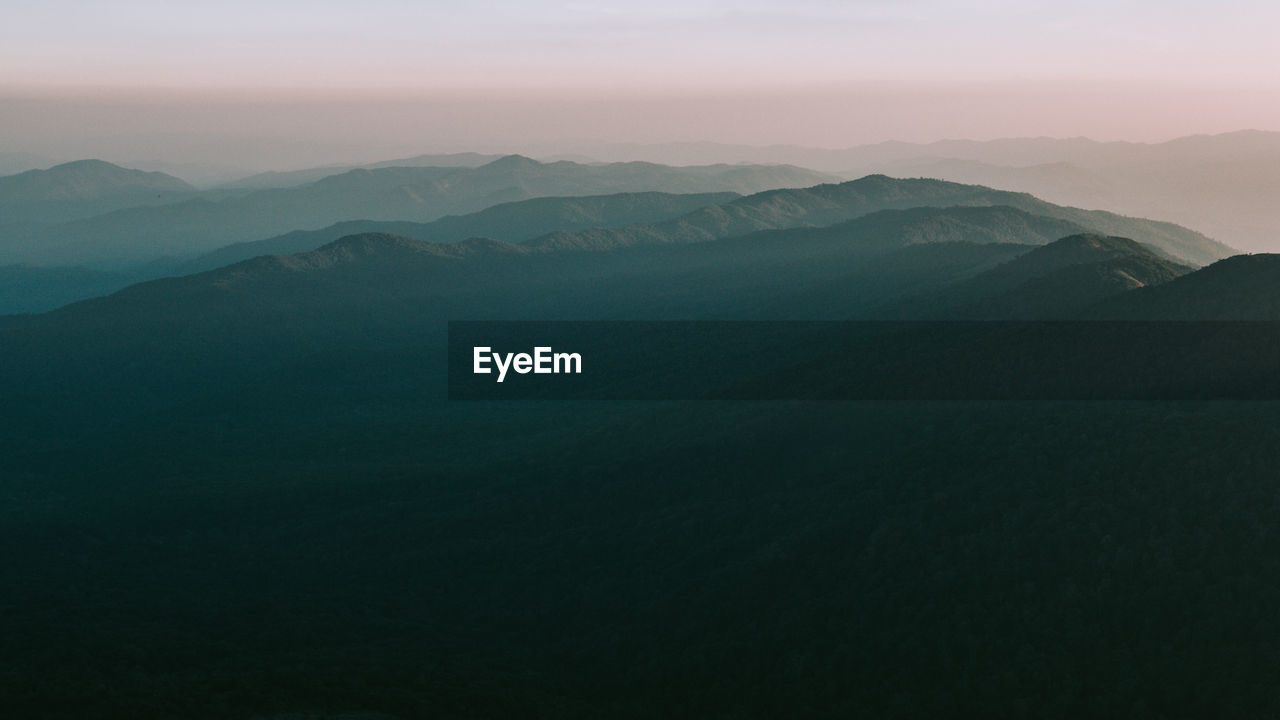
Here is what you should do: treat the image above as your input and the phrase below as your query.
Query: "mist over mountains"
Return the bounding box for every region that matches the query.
[0,164,1232,314]
[575,131,1280,253]
[220,152,510,190]
[0,155,835,267]
[0,192,1240,401]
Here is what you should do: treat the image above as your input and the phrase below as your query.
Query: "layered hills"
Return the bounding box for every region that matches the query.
[590,131,1280,253]
[174,190,740,275]
[0,156,836,266]
[520,175,1231,266]
[0,200,1212,397]
[0,173,1229,315]
[220,152,509,189]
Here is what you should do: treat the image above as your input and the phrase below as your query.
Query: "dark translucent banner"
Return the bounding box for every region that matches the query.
[448,321,1280,400]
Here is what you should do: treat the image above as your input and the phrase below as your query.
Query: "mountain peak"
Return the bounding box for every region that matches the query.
[38,159,191,189]
[1024,233,1151,261]
[0,158,195,207]
[47,158,123,172]
[320,232,425,254]
[482,154,542,171]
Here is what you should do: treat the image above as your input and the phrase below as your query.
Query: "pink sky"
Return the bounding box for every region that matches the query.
[2,1,1278,164]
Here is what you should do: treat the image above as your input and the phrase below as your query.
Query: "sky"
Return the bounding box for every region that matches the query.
[2,0,1279,172]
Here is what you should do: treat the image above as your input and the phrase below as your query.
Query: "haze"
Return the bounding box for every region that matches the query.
[3,0,1280,174]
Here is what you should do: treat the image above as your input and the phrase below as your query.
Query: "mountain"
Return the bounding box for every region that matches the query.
[521,175,1232,266]
[0,190,740,313]
[1087,253,1280,319]
[0,173,1228,314]
[891,234,1193,319]
[172,190,739,275]
[583,132,1280,175]
[583,132,1280,253]
[220,152,508,190]
[0,159,196,227]
[6,156,836,266]
[870,156,1280,255]
[568,136,1162,174]
[845,131,1280,254]
[873,158,1115,209]
[0,203,1185,397]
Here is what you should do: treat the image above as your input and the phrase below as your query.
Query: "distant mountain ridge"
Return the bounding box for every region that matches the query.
[219,152,510,190]
[581,131,1280,252]
[522,174,1232,266]
[173,190,740,275]
[0,159,194,202]
[0,192,1248,403]
[0,159,196,227]
[5,155,836,266]
[0,175,1232,315]
[581,130,1280,173]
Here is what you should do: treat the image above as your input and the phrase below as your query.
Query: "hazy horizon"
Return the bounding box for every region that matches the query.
[5,0,1280,176]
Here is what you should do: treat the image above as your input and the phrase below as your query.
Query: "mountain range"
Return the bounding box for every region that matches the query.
[575,131,1280,253]
[0,189,742,313]
[0,172,1230,315]
[518,174,1231,266]
[171,190,740,275]
[0,195,1241,400]
[218,152,510,190]
[0,156,835,266]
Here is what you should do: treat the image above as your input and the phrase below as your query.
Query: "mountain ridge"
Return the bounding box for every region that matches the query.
[0,159,197,228]
[172,190,740,275]
[890,234,1193,319]
[7,157,835,266]
[521,175,1232,265]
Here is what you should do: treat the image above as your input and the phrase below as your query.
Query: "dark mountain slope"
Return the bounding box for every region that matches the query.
[892,234,1193,318]
[1087,253,1280,319]
[0,204,1133,398]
